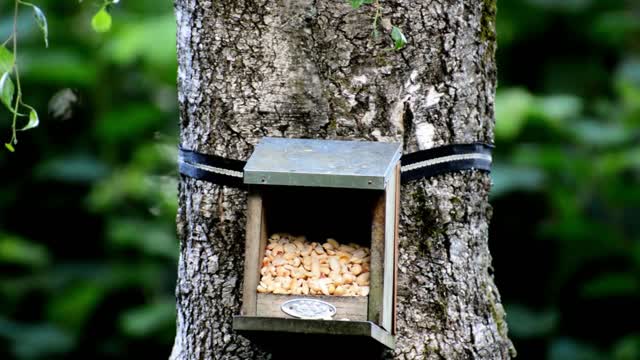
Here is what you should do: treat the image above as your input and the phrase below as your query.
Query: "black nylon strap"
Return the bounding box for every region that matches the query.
[178,148,246,188]
[178,161,246,188]
[179,148,246,172]
[178,143,493,188]
[400,143,493,183]
[401,143,493,165]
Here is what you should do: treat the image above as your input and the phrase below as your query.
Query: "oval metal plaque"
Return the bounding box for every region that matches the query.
[281,298,336,320]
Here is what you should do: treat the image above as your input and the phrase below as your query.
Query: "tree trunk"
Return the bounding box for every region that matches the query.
[171,0,515,359]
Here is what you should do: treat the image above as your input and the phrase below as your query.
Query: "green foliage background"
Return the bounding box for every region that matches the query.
[0,0,638,359]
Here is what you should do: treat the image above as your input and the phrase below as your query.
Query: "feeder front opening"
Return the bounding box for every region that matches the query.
[260,186,376,298]
[252,186,378,321]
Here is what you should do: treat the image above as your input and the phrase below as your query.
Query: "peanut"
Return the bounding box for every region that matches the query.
[256,233,372,297]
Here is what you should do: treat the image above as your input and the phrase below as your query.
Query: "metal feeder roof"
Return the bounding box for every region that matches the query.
[243,137,402,190]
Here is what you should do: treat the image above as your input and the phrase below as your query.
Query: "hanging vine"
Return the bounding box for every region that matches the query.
[1,0,116,152]
[0,0,48,152]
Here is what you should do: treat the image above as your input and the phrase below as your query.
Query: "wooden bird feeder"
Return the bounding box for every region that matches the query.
[233,137,401,352]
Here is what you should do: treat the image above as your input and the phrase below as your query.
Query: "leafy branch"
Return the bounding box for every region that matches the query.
[349,0,407,50]
[1,0,117,152]
[1,0,47,152]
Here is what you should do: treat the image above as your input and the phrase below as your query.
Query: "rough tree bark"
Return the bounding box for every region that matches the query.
[171,0,515,359]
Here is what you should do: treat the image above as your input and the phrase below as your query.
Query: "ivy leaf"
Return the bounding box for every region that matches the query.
[0,46,15,73]
[91,7,112,33]
[391,26,407,50]
[349,0,373,9]
[32,5,49,48]
[5,143,15,152]
[0,72,15,110]
[20,106,40,131]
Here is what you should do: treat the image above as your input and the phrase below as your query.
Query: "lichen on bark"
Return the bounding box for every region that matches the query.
[172,0,514,359]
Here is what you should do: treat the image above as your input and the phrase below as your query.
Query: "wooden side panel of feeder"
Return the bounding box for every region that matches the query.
[241,191,268,316]
[368,164,399,333]
[368,192,385,327]
[256,294,368,320]
[392,164,400,334]
[382,165,399,332]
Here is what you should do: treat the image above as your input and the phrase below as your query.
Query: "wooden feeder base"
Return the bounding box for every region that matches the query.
[233,316,395,352]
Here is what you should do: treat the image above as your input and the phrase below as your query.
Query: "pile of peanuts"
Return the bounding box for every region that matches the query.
[257,233,371,296]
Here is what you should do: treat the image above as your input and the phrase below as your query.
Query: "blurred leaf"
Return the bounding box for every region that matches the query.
[615,58,640,112]
[525,0,593,12]
[47,282,106,331]
[617,58,640,87]
[511,145,581,175]
[0,234,49,267]
[593,12,640,47]
[5,142,14,152]
[0,319,74,360]
[35,154,109,183]
[505,304,557,338]
[495,88,535,140]
[595,147,640,175]
[132,142,178,171]
[0,316,20,337]
[105,262,172,290]
[154,175,179,216]
[89,141,178,218]
[0,71,15,110]
[88,169,147,210]
[542,188,621,246]
[633,242,640,268]
[105,16,177,68]
[13,327,73,359]
[95,103,164,142]
[1,262,132,297]
[543,60,609,97]
[581,273,639,299]
[120,298,176,337]
[543,218,620,252]
[0,45,14,73]
[20,50,97,85]
[495,1,549,47]
[91,7,112,33]
[89,169,177,217]
[613,335,640,360]
[108,218,178,259]
[491,163,545,197]
[535,94,583,123]
[549,338,605,360]
[618,82,640,117]
[572,119,631,147]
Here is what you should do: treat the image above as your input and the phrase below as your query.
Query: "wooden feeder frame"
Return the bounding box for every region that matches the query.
[233,138,401,351]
